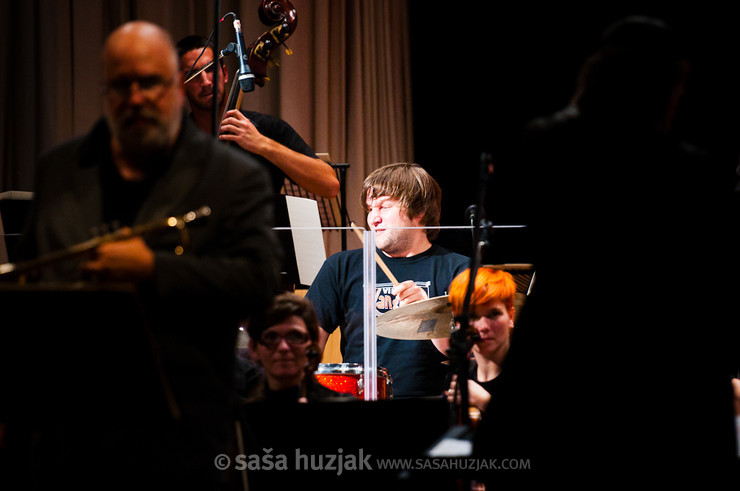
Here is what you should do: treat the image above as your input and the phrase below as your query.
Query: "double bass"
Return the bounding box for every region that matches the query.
[222,0,298,120]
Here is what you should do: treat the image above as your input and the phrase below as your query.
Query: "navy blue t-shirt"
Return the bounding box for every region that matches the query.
[306,244,469,397]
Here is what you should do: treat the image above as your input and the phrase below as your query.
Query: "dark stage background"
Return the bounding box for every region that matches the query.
[408,4,740,263]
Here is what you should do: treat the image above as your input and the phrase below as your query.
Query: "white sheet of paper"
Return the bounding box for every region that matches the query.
[285,195,326,286]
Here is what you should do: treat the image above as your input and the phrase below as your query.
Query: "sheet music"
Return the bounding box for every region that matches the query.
[285,196,326,286]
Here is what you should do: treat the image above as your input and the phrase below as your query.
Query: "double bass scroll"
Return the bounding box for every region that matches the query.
[247,0,298,88]
[220,1,297,123]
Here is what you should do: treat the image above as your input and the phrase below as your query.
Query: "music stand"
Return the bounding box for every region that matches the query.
[0,191,32,263]
[274,195,327,289]
[0,282,176,487]
[237,397,454,490]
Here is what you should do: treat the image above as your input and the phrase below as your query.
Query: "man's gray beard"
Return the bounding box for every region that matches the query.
[120,133,168,160]
[107,111,177,161]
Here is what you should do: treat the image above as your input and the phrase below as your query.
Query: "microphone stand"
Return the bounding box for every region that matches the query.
[426,153,493,461]
[212,0,221,137]
[452,152,493,424]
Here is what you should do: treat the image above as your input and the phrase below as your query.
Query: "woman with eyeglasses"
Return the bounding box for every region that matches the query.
[239,293,350,403]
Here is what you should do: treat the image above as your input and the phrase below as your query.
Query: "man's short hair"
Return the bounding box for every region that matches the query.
[361,162,442,240]
[176,34,223,67]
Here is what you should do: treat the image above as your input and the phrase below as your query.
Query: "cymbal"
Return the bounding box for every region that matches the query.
[376,293,530,341]
[376,296,453,340]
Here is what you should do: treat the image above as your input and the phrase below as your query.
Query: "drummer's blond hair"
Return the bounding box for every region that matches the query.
[361,163,442,240]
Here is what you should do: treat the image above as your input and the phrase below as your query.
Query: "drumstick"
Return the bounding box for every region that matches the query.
[350,222,399,286]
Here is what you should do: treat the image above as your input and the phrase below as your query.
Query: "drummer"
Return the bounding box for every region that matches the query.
[306,163,469,397]
[445,267,517,412]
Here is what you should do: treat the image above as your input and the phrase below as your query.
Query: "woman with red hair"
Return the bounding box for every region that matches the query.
[445,267,517,412]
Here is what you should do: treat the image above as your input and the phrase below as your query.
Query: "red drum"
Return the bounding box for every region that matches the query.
[314,363,393,400]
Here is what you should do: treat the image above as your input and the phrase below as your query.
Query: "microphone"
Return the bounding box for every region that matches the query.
[233,18,255,92]
[465,205,482,227]
[220,42,237,57]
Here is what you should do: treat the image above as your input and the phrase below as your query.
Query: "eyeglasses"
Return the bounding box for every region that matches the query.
[258,329,311,349]
[105,75,175,100]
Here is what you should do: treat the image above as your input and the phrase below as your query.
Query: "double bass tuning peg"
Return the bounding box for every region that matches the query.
[266,43,291,69]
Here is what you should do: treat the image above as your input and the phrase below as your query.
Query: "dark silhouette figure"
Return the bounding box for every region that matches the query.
[477,16,739,481]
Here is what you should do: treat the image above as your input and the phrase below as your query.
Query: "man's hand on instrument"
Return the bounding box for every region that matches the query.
[81,231,155,282]
[219,109,267,154]
[393,279,428,306]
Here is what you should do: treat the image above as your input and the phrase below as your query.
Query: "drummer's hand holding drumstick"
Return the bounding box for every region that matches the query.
[393,280,428,306]
[351,222,427,307]
[394,278,447,354]
[350,221,444,353]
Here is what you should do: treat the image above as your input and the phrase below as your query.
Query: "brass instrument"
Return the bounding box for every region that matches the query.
[0,206,211,278]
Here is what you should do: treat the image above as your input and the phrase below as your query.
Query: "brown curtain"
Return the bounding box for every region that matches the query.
[1,0,413,255]
[279,0,414,254]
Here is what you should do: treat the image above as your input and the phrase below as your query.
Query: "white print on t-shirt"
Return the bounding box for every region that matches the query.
[374,281,431,315]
